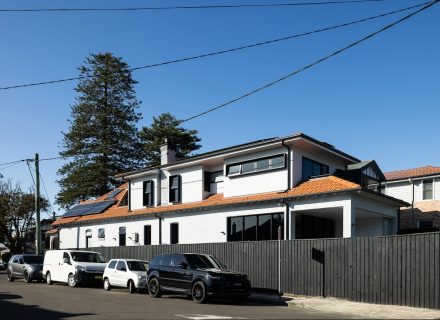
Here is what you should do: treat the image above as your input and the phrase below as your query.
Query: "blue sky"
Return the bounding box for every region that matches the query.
[0,0,439,216]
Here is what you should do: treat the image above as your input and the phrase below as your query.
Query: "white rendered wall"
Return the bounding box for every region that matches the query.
[59,217,160,249]
[161,164,204,205]
[223,147,288,197]
[355,217,386,237]
[384,180,413,204]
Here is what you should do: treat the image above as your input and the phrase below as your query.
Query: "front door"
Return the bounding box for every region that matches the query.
[170,254,191,291]
[115,260,127,287]
[58,252,72,282]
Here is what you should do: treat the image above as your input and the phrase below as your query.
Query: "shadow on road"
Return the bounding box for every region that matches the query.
[0,292,94,319]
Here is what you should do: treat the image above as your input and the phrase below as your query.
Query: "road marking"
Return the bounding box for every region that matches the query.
[175,314,247,320]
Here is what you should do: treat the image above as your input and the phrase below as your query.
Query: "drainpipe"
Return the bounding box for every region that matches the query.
[409,178,414,229]
[128,179,132,212]
[155,213,162,245]
[281,139,291,241]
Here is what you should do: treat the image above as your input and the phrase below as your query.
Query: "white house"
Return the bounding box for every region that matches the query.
[383,166,440,231]
[51,132,407,249]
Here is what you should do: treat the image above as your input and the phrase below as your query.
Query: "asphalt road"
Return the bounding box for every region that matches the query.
[0,272,356,319]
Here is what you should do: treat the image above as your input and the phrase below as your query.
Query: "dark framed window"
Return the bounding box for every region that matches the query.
[98,228,105,239]
[423,179,433,200]
[204,171,224,192]
[170,223,179,244]
[144,225,151,245]
[143,180,154,206]
[85,229,92,248]
[226,154,286,177]
[302,157,329,180]
[169,175,181,203]
[119,227,126,246]
[119,194,128,207]
[227,213,284,242]
[418,220,433,229]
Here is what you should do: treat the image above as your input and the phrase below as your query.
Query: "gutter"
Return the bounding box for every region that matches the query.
[281,139,291,240]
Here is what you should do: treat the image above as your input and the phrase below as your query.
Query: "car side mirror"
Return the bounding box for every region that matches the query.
[178,262,189,269]
[19,259,24,264]
[120,267,127,272]
[63,258,70,264]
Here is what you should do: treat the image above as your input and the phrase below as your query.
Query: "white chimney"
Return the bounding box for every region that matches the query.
[160,139,176,165]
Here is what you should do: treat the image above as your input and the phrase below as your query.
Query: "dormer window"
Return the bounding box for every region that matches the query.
[143,180,154,206]
[169,175,181,203]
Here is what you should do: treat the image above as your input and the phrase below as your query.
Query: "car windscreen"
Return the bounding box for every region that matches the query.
[185,254,225,270]
[70,252,106,263]
[23,255,44,264]
[127,261,147,271]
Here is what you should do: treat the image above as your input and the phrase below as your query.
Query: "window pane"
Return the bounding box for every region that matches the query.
[228,165,240,175]
[257,214,272,240]
[108,260,117,269]
[170,223,179,244]
[210,171,224,183]
[244,216,257,241]
[423,180,433,200]
[144,225,151,245]
[312,162,321,176]
[161,255,172,267]
[228,217,243,242]
[242,162,255,174]
[116,261,126,271]
[272,213,284,240]
[302,158,313,180]
[145,181,152,193]
[321,165,329,175]
[270,155,285,169]
[171,254,187,267]
[256,159,270,171]
[171,176,179,189]
[98,228,105,238]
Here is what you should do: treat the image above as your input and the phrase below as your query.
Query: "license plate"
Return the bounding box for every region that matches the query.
[233,282,242,287]
[94,275,102,280]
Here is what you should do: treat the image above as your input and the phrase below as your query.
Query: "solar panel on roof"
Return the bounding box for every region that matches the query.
[106,189,122,199]
[62,200,115,218]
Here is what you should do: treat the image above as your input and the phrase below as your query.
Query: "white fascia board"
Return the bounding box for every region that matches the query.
[122,169,161,180]
[385,174,440,185]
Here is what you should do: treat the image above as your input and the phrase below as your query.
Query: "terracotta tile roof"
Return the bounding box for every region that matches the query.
[385,166,440,181]
[52,176,360,227]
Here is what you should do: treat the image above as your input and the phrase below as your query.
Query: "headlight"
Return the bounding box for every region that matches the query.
[75,265,86,272]
[138,275,146,280]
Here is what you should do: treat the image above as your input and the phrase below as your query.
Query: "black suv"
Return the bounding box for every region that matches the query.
[147,253,251,304]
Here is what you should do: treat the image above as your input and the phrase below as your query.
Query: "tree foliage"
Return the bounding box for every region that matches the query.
[56,53,142,208]
[0,180,49,254]
[139,112,202,166]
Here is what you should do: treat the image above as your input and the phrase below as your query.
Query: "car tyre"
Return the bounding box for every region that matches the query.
[104,278,111,291]
[7,270,15,282]
[68,273,77,287]
[128,280,135,294]
[148,277,162,298]
[46,271,53,285]
[24,271,32,283]
[192,281,208,304]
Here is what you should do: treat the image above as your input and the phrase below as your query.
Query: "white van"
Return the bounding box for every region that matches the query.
[43,250,107,287]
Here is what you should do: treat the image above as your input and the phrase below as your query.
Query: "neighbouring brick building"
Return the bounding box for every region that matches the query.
[383,166,440,232]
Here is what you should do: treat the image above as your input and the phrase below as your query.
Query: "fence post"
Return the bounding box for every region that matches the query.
[278,226,282,294]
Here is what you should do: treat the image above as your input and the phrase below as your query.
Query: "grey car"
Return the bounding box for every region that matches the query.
[7,254,44,283]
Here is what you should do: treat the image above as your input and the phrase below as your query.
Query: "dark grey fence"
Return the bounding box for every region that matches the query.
[88,232,440,309]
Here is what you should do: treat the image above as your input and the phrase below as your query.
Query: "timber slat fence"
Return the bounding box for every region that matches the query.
[87,232,440,309]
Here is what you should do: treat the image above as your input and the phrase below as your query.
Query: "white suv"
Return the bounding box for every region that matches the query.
[103,259,148,293]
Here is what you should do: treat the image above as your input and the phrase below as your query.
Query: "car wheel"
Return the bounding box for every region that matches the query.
[104,278,111,291]
[128,280,135,294]
[46,272,53,285]
[148,277,162,298]
[68,273,77,287]
[192,281,208,304]
[7,270,15,282]
[24,271,32,283]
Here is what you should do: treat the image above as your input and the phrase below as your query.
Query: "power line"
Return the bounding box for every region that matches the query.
[0,161,23,172]
[0,158,31,168]
[0,1,426,91]
[26,160,36,187]
[179,0,439,123]
[0,0,393,13]
[39,172,57,217]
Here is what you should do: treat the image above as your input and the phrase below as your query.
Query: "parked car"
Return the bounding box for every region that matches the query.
[43,250,107,287]
[6,254,44,283]
[0,259,6,271]
[103,259,149,293]
[147,253,251,304]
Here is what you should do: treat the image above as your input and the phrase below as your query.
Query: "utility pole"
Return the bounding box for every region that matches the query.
[35,153,41,255]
